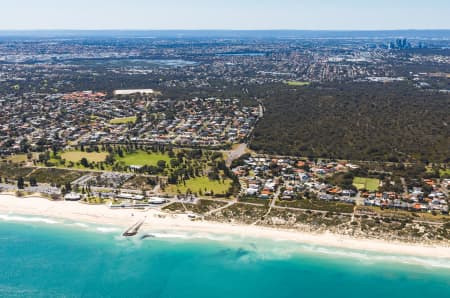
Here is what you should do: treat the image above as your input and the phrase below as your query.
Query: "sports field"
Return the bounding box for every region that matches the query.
[7,154,29,163]
[116,151,171,166]
[109,116,137,124]
[286,81,310,86]
[166,176,232,195]
[61,151,108,163]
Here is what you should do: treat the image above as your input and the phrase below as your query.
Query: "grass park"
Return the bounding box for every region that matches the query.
[3,147,235,196]
[353,177,380,191]
[116,151,171,167]
[6,154,29,163]
[166,176,232,196]
[109,116,137,125]
[5,153,40,164]
[286,81,310,86]
[61,151,109,163]
[41,149,172,169]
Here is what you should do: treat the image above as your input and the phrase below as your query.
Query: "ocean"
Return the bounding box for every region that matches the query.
[0,214,449,298]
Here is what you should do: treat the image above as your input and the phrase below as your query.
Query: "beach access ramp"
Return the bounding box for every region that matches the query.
[122,217,147,237]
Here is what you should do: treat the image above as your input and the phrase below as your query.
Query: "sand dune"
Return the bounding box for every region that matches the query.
[0,194,449,259]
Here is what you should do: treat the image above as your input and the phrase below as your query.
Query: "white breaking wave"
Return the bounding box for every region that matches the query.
[2,212,448,270]
[306,245,450,269]
[243,243,450,269]
[150,232,190,239]
[71,222,89,228]
[143,231,450,269]
[0,214,59,224]
[96,227,120,233]
[149,231,233,242]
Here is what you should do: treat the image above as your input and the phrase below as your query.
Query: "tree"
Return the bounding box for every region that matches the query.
[38,151,50,163]
[157,160,167,169]
[208,171,220,181]
[105,153,115,165]
[29,177,37,187]
[19,139,31,153]
[65,182,72,193]
[17,177,25,189]
[117,147,124,158]
[80,157,89,168]
[169,174,178,184]
[52,145,58,157]
[170,159,180,168]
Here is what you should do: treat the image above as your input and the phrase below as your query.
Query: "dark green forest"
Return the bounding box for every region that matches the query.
[249,82,449,162]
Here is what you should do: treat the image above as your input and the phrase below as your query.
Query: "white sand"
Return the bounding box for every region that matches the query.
[1,194,449,258]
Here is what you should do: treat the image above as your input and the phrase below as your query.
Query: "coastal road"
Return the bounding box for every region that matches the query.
[204,201,236,216]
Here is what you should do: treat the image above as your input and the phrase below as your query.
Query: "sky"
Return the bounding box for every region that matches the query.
[0,0,449,30]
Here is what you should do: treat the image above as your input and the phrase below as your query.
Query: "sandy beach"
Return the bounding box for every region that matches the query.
[0,193,449,259]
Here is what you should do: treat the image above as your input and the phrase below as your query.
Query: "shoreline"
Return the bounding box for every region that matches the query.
[1,193,449,259]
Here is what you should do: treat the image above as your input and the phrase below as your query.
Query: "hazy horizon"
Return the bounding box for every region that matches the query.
[1,28,448,33]
[1,29,449,40]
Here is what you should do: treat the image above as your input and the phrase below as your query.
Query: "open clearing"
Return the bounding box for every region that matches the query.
[166,176,232,195]
[61,151,108,163]
[116,151,171,166]
[353,177,380,191]
[286,81,310,86]
[6,154,29,163]
[109,116,137,125]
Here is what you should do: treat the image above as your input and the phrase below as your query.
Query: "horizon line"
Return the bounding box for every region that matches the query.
[1,28,450,32]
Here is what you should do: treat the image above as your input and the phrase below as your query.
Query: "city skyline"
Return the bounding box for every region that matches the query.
[1,0,449,30]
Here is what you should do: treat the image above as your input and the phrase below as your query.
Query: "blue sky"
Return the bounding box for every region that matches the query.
[1,0,449,30]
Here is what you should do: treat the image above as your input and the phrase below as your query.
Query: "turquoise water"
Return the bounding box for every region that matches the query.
[0,215,449,298]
